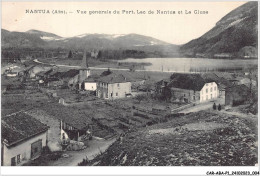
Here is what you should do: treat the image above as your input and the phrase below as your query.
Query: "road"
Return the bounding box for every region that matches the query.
[48,138,116,166]
[179,97,225,113]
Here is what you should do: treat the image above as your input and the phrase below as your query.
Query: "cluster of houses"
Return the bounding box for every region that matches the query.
[1,50,257,166]
[155,72,255,106]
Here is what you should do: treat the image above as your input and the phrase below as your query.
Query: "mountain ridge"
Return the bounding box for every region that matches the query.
[180,1,258,58]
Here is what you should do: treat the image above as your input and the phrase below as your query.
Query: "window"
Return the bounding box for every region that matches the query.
[111,93,113,97]
[193,96,195,100]
[117,83,120,88]
[210,88,212,92]
[211,94,212,99]
[17,154,21,164]
[214,86,216,91]
[183,94,186,97]
[206,89,208,93]
[206,83,208,86]
[116,93,118,96]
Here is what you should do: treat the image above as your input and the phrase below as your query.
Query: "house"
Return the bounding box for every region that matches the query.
[225,84,250,106]
[1,112,49,166]
[83,74,100,91]
[96,73,131,99]
[200,72,233,97]
[163,73,219,103]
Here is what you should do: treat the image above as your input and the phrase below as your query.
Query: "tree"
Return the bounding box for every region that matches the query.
[213,103,216,110]
[135,94,147,104]
[218,104,221,111]
[68,50,73,58]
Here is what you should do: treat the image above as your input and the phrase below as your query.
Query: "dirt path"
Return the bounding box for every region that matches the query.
[48,138,116,166]
[179,97,225,113]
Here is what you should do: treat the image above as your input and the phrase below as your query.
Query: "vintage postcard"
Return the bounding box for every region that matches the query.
[1,1,259,175]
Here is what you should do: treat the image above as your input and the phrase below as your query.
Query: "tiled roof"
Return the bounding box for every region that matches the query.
[168,73,215,91]
[40,103,93,130]
[97,73,130,84]
[51,69,79,80]
[200,73,219,82]
[214,72,234,80]
[226,84,250,92]
[1,112,49,147]
[60,69,79,79]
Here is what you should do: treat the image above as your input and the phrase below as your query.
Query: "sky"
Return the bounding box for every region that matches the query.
[2,1,246,45]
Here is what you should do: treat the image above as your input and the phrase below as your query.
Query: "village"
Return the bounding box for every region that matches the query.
[1,49,257,166]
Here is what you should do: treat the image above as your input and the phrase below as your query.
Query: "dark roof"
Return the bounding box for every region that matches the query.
[84,74,100,83]
[200,73,219,82]
[40,103,93,130]
[84,77,97,83]
[226,84,250,93]
[60,69,79,79]
[2,112,49,147]
[51,69,79,80]
[100,70,113,77]
[97,73,130,84]
[168,73,214,91]
[214,72,234,80]
[201,72,233,89]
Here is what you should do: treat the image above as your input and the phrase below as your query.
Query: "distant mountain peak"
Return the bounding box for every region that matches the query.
[26,29,61,39]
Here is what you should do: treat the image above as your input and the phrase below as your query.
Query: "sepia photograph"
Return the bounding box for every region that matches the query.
[1,0,259,175]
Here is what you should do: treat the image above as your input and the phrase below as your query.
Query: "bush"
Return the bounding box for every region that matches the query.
[78,156,89,166]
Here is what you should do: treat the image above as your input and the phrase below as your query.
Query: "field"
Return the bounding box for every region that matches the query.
[89,110,258,166]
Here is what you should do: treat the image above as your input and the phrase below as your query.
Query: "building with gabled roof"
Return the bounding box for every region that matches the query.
[1,112,49,166]
[96,73,131,99]
[159,73,219,103]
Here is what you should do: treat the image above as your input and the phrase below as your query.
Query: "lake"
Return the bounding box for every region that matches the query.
[118,58,258,72]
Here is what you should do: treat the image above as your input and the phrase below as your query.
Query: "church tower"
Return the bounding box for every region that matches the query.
[78,50,91,89]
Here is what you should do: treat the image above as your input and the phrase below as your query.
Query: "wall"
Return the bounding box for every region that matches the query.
[200,82,219,102]
[2,131,48,166]
[96,82,131,99]
[170,88,200,103]
[84,82,97,91]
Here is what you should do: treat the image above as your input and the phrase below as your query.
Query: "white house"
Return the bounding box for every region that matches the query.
[166,73,219,103]
[83,77,97,91]
[96,73,131,99]
[1,113,49,166]
[199,82,219,102]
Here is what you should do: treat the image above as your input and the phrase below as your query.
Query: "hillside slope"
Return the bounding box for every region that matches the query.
[180,2,258,58]
[89,111,257,166]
